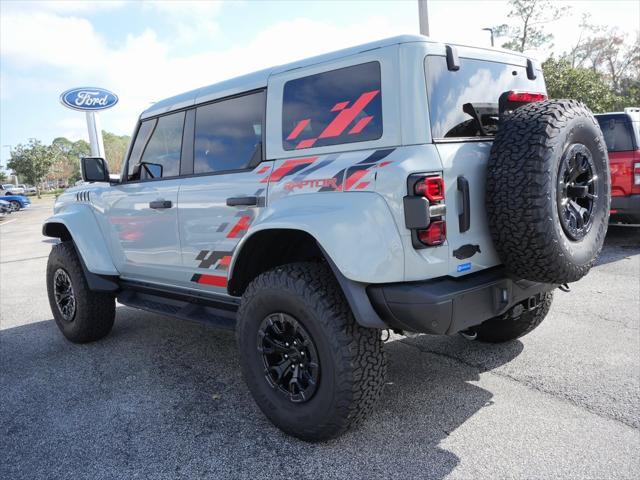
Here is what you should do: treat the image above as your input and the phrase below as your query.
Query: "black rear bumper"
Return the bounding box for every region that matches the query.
[367,267,555,335]
[611,195,640,224]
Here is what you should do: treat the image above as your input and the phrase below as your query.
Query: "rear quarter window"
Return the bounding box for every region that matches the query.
[282,61,382,151]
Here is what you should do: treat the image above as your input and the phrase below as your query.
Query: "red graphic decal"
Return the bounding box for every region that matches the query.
[296,138,317,149]
[349,115,373,135]
[197,274,228,287]
[256,165,270,174]
[226,215,251,238]
[284,178,339,191]
[331,101,349,112]
[378,161,392,168]
[262,157,317,183]
[287,119,311,140]
[219,255,231,267]
[355,181,370,190]
[318,90,379,139]
[344,169,369,191]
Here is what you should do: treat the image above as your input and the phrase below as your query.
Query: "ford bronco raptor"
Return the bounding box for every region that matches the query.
[44,35,610,441]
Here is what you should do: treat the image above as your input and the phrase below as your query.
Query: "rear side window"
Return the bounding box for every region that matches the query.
[282,62,382,151]
[596,116,636,152]
[139,111,185,180]
[194,91,265,174]
[425,56,546,139]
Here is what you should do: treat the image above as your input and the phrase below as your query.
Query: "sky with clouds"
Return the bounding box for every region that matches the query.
[1,0,638,170]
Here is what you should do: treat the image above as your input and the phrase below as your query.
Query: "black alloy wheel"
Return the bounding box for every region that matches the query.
[53,268,76,322]
[258,312,320,403]
[557,143,599,241]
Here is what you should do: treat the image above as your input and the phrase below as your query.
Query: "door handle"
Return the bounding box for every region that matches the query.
[226,196,258,207]
[457,176,470,233]
[149,200,172,209]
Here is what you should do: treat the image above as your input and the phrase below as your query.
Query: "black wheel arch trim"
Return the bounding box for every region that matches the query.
[43,223,119,293]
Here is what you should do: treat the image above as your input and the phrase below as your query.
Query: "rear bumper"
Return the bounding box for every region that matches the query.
[368,267,555,335]
[610,195,640,223]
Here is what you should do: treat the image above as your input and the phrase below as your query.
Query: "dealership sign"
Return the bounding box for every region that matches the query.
[59,87,118,111]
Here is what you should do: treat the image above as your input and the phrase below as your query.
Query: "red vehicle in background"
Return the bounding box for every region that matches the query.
[595,108,640,224]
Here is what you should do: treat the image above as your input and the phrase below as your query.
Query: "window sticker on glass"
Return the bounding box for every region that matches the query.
[282,62,383,150]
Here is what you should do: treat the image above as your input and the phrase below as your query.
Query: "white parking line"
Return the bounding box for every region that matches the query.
[0,218,18,226]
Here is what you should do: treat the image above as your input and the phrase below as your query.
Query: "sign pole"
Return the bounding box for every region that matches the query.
[418,0,430,36]
[85,111,106,158]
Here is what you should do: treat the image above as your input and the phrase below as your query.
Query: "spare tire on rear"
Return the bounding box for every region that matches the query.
[486,100,610,284]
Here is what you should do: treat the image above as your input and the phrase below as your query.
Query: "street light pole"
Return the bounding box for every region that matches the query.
[483,27,495,47]
[418,0,430,36]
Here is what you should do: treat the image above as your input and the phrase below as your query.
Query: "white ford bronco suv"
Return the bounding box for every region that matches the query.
[44,35,610,441]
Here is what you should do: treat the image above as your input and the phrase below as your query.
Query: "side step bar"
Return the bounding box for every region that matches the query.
[117,282,239,330]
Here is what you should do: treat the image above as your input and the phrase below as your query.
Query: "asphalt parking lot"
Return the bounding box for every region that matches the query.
[1,198,638,479]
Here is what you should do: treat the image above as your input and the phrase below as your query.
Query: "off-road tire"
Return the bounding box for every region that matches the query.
[46,241,115,343]
[236,262,387,442]
[486,100,610,284]
[472,292,554,343]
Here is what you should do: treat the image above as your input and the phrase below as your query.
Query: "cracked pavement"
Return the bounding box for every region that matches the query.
[1,199,639,479]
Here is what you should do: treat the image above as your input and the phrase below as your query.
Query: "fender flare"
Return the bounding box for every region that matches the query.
[228,192,405,328]
[42,204,119,276]
[230,191,405,284]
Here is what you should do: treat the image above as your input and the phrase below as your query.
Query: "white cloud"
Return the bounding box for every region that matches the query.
[1,7,412,139]
[1,0,126,14]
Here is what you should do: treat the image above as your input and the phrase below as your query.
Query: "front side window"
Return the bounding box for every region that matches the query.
[425,56,546,139]
[194,91,265,174]
[282,62,383,151]
[596,116,635,152]
[136,111,185,180]
[127,119,156,180]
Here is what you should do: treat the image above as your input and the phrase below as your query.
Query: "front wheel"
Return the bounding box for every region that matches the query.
[9,200,20,212]
[236,262,387,442]
[46,242,116,343]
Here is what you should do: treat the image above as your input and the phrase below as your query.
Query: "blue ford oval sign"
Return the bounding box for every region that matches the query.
[60,87,118,111]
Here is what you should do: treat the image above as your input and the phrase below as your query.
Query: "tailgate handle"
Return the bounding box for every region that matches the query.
[457,176,470,233]
[149,200,172,209]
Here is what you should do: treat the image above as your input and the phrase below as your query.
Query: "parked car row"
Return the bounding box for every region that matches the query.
[0,189,31,217]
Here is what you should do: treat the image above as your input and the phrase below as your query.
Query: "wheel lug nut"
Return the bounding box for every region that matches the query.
[284,354,288,358]
[301,352,305,356]
[285,342,289,347]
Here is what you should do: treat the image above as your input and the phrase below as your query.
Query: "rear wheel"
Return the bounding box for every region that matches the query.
[46,242,115,343]
[236,262,386,441]
[9,200,20,212]
[471,292,554,343]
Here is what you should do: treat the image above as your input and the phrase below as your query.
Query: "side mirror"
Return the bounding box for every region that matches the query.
[81,157,110,183]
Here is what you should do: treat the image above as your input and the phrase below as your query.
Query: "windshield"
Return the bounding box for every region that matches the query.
[425,55,546,140]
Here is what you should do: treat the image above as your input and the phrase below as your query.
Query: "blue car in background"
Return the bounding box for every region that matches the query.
[2,194,31,211]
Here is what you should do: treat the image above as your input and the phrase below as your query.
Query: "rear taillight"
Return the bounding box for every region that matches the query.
[634,162,640,185]
[418,220,446,246]
[506,91,547,103]
[414,176,444,202]
[403,174,446,248]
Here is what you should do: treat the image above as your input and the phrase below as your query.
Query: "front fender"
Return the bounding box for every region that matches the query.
[43,204,118,276]
[232,192,405,283]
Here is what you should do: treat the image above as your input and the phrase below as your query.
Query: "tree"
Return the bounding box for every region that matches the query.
[6,139,54,198]
[493,0,570,52]
[563,15,640,93]
[0,170,7,183]
[102,131,131,175]
[50,137,90,185]
[542,58,625,113]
